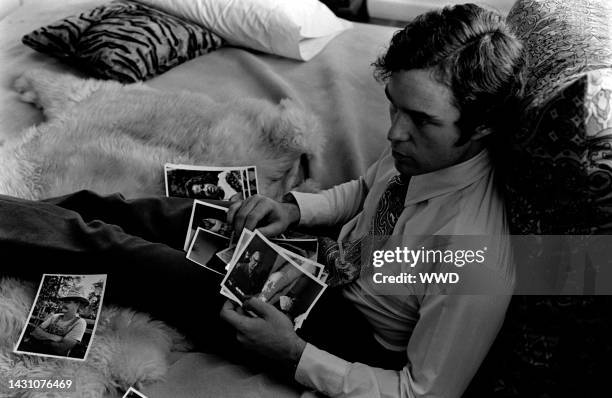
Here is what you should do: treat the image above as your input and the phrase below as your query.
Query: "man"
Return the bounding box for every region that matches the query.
[0,4,523,397]
[26,288,88,356]
[228,250,265,297]
[220,4,524,397]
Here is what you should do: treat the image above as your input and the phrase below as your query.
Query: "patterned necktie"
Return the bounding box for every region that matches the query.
[319,174,410,286]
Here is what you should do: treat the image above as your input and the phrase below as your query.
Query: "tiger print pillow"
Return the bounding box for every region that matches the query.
[22,0,224,83]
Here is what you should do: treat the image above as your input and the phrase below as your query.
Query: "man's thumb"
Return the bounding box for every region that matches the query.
[243,297,273,318]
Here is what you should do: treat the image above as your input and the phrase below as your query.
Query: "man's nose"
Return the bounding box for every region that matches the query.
[387,112,413,142]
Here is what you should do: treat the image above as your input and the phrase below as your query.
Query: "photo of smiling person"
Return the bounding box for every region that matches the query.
[165,163,246,200]
[14,274,106,360]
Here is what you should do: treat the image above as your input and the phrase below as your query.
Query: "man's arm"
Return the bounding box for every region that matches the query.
[30,326,63,342]
[294,236,514,398]
[295,293,512,398]
[30,327,79,356]
[46,338,80,355]
[223,234,514,397]
[227,150,387,236]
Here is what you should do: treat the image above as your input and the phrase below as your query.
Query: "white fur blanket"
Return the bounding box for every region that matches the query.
[0,278,191,398]
[0,69,324,201]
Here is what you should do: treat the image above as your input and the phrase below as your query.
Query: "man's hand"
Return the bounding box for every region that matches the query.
[227,195,300,237]
[220,298,306,369]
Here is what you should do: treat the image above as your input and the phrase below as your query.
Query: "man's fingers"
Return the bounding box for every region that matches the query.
[220,300,252,330]
[243,297,276,319]
[257,221,285,237]
[232,196,261,233]
[243,205,270,232]
[226,200,244,225]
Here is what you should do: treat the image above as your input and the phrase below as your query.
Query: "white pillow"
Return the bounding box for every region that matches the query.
[136,0,353,61]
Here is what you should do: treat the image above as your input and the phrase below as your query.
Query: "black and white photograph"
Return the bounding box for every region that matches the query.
[222,231,327,328]
[186,227,230,275]
[222,232,281,302]
[215,246,236,266]
[278,249,325,280]
[122,387,148,398]
[241,169,249,199]
[165,163,245,200]
[224,228,255,270]
[255,253,327,328]
[184,199,232,251]
[1,0,610,396]
[247,166,259,196]
[270,237,319,262]
[14,274,106,361]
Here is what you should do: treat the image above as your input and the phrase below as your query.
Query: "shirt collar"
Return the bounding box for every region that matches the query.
[404,149,493,206]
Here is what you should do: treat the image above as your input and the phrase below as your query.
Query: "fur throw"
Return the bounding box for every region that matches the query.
[0,69,324,201]
[0,278,190,398]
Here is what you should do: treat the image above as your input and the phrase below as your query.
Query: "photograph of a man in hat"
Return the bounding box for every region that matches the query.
[15,274,106,360]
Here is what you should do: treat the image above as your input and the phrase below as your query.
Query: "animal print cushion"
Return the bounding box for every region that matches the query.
[22,0,224,83]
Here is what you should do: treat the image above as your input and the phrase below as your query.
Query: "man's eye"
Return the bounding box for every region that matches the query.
[412,116,428,127]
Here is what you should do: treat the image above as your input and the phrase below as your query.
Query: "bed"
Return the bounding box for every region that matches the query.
[0,0,397,192]
[0,1,398,397]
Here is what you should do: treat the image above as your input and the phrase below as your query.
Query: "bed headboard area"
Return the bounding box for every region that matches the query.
[0,0,397,201]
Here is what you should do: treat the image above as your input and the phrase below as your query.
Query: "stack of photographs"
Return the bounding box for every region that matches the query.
[165,163,259,200]
[220,230,328,330]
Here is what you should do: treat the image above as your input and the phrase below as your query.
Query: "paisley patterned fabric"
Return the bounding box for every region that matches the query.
[318,174,409,287]
[22,1,224,83]
[504,0,612,235]
[505,70,612,234]
[469,1,612,397]
[507,0,612,108]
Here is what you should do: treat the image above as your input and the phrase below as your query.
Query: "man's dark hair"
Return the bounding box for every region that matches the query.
[373,3,525,145]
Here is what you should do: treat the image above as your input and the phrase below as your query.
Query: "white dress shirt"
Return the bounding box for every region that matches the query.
[290,148,515,398]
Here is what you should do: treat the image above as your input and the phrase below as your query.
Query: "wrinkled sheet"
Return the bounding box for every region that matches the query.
[0,0,397,189]
[0,1,397,397]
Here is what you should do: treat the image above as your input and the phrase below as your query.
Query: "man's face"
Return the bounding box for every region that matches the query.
[203,184,219,196]
[191,183,220,197]
[248,252,261,272]
[61,299,80,314]
[385,69,480,176]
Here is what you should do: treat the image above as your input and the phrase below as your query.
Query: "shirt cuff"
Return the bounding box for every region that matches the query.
[289,191,332,227]
[295,343,350,396]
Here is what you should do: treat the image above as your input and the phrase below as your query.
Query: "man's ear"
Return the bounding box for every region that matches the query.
[471,125,493,141]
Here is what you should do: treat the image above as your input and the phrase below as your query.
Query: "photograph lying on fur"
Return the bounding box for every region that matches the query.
[186,227,230,275]
[165,163,254,201]
[184,199,232,251]
[122,386,148,398]
[14,274,107,361]
[222,230,328,328]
